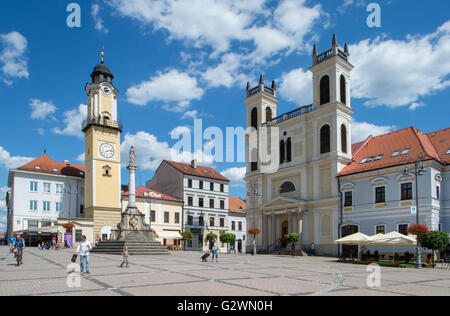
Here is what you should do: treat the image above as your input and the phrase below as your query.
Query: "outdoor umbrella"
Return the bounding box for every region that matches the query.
[335,232,371,245]
[367,232,417,263]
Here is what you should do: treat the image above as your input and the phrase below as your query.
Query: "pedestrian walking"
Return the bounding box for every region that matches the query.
[9,234,15,253]
[211,238,219,262]
[76,235,92,274]
[311,243,316,256]
[120,245,129,268]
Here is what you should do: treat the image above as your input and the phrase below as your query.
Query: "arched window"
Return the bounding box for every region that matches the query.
[265,107,272,122]
[279,181,296,193]
[340,75,346,105]
[320,125,331,154]
[280,140,285,164]
[251,108,258,130]
[286,138,292,162]
[320,75,330,105]
[341,124,347,154]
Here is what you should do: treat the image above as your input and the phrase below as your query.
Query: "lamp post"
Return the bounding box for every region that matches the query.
[247,183,260,255]
[402,153,426,269]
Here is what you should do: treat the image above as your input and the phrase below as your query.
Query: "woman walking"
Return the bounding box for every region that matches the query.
[211,238,219,262]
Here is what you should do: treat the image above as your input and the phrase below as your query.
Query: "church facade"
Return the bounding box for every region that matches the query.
[244,36,353,256]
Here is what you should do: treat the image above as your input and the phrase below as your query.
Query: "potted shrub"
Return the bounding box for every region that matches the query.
[180,231,192,251]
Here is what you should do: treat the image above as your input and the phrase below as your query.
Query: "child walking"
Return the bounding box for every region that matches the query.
[120,245,129,268]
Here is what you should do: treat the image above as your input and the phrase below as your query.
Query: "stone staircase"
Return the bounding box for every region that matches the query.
[92,240,170,256]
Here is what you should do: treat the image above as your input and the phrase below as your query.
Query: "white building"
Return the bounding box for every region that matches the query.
[338,127,450,257]
[228,197,247,253]
[7,154,85,243]
[146,160,230,252]
[244,35,353,256]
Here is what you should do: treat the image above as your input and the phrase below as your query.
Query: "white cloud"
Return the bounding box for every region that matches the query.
[126,69,204,108]
[278,67,313,105]
[121,131,214,171]
[110,0,325,88]
[181,110,199,120]
[0,31,28,84]
[408,102,426,111]
[350,21,450,108]
[36,128,45,136]
[29,99,57,120]
[92,4,109,34]
[0,146,34,169]
[221,166,246,186]
[76,152,85,162]
[52,104,87,139]
[351,119,396,143]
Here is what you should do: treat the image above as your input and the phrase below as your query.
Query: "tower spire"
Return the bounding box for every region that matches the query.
[101,46,105,64]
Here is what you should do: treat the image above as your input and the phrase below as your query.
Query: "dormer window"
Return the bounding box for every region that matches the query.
[446,149,450,155]
[375,155,384,161]
[392,151,400,157]
[360,158,368,164]
[401,149,410,155]
[53,168,58,172]
[35,166,41,170]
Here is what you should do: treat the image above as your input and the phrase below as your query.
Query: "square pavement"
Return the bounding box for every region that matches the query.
[0,247,449,296]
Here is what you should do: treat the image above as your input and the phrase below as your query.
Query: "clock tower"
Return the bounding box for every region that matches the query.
[83,50,122,242]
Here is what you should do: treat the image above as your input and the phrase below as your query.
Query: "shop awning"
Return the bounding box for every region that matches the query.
[157,230,182,239]
[15,226,58,235]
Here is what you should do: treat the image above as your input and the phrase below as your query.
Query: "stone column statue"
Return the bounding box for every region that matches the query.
[127,146,138,209]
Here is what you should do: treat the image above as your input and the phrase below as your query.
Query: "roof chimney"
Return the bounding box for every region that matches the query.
[191,159,197,169]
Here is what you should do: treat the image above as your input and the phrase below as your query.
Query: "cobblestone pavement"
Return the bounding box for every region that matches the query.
[0,247,449,296]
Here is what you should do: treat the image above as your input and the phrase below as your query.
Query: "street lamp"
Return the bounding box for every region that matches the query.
[402,152,426,269]
[247,183,260,256]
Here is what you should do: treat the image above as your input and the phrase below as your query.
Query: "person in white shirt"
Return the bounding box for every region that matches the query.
[76,235,92,274]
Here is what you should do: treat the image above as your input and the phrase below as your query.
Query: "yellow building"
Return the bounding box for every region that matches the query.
[83,52,123,242]
[121,186,183,248]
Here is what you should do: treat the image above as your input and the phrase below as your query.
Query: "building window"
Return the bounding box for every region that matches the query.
[376,225,385,235]
[43,201,51,211]
[28,221,38,229]
[187,215,193,226]
[398,224,408,235]
[232,221,236,231]
[341,124,347,154]
[320,125,331,154]
[30,181,38,192]
[209,217,215,227]
[280,140,285,163]
[164,212,169,223]
[41,221,52,227]
[75,230,82,242]
[188,179,192,188]
[198,216,204,226]
[251,107,258,130]
[375,187,386,203]
[220,184,224,192]
[80,204,84,215]
[56,184,63,194]
[401,183,413,200]
[102,165,111,177]
[251,162,258,172]
[220,218,225,228]
[29,200,38,211]
[344,191,353,207]
[199,181,203,190]
[266,107,272,122]
[188,239,193,248]
[209,199,214,209]
[340,75,346,105]
[210,182,214,191]
[220,200,225,210]
[150,210,156,222]
[188,196,193,206]
[279,181,295,194]
[238,222,242,231]
[320,75,330,105]
[199,198,204,208]
[286,138,292,162]
[56,202,63,212]
[175,212,180,224]
[43,183,51,193]
[436,185,440,200]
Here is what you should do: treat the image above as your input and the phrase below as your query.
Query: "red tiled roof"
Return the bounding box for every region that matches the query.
[122,186,182,202]
[229,197,246,213]
[427,128,450,164]
[164,160,229,182]
[17,155,85,178]
[352,137,371,156]
[339,127,449,176]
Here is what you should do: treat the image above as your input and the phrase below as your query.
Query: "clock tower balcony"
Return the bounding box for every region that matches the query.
[82,117,123,133]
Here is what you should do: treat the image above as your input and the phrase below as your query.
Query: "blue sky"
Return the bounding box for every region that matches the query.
[1,0,450,232]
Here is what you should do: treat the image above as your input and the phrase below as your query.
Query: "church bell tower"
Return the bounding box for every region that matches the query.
[83,50,122,241]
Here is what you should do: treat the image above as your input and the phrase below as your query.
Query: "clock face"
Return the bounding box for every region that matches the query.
[99,143,115,159]
[101,86,112,96]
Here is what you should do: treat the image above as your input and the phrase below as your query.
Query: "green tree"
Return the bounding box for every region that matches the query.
[205,232,218,249]
[284,233,300,256]
[220,233,236,253]
[180,231,192,251]
[419,231,450,267]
